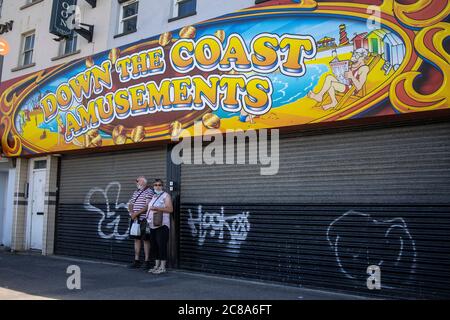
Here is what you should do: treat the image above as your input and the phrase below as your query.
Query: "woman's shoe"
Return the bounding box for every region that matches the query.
[148,266,159,273]
[153,267,166,274]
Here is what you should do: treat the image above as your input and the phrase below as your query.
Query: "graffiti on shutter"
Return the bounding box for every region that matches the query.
[187,205,251,251]
[84,182,130,240]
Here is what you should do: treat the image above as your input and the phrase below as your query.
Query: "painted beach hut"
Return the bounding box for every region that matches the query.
[352,32,368,51]
[383,32,406,71]
[366,29,389,55]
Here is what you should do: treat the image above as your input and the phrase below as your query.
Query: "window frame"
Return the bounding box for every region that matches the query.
[117,0,139,36]
[60,34,79,56]
[20,32,35,67]
[169,0,197,22]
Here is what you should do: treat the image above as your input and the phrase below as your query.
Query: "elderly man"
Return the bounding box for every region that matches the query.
[128,176,154,270]
[308,48,370,110]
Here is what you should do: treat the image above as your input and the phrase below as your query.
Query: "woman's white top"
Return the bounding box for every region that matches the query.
[146,192,170,229]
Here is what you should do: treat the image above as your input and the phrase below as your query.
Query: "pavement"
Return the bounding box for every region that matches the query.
[0,250,366,300]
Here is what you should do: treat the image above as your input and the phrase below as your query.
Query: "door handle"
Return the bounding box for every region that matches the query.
[36,212,44,216]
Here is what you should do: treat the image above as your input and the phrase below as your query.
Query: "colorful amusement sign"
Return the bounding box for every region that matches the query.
[0,0,449,156]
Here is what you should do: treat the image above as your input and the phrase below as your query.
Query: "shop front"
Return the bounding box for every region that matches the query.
[0,0,449,298]
[55,147,167,262]
[179,122,450,299]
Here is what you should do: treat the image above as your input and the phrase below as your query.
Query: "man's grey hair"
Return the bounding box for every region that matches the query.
[137,176,147,184]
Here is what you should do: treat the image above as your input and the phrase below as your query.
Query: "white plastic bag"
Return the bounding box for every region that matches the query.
[130,220,141,236]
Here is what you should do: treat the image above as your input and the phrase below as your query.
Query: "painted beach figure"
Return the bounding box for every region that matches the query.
[308,48,370,110]
[239,110,255,124]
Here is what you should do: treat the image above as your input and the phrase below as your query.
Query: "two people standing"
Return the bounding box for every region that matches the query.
[128,177,173,274]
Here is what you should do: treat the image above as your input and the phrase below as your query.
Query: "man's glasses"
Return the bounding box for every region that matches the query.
[153,184,162,187]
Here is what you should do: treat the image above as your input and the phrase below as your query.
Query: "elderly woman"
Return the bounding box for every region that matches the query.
[147,179,173,274]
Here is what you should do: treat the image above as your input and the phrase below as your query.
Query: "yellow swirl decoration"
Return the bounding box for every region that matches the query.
[1,117,22,157]
[0,89,19,116]
[0,71,47,116]
[393,0,450,29]
[390,22,449,113]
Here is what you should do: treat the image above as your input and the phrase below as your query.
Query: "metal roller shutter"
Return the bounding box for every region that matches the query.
[179,122,450,298]
[55,147,166,263]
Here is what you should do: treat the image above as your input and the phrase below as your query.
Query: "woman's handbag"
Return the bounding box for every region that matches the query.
[153,212,163,227]
[151,193,165,227]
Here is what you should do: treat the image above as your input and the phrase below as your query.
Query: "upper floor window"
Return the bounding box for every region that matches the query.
[118,0,139,35]
[20,32,35,66]
[60,34,78,56]
[171,0,197,20]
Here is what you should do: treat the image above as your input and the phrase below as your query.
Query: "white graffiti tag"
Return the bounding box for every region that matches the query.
[188,206,250,248]
[327,210,417,284]
[84,182,130,240]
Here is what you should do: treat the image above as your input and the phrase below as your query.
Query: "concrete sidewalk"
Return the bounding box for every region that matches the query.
[0,251,365,300]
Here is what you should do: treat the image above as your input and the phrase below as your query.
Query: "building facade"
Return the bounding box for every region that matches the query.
[0,0,257,253]
[0,0,449,299]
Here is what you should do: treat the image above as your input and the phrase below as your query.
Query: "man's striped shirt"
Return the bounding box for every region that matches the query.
[129,187,154,220]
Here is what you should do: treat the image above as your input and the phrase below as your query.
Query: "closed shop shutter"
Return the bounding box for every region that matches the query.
[179,122,450,298]
[55,147,166,263]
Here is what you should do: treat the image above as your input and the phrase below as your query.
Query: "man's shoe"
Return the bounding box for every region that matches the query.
[142,261,152,271]
[128,260,141,269]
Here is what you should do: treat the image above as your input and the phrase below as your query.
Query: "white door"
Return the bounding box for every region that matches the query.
[30,170,46,250]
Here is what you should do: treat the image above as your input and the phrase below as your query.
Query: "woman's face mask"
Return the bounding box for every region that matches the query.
[153,182,163,194]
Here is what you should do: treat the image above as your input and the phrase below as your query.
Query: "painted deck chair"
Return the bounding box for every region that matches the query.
[317,54,381,111]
